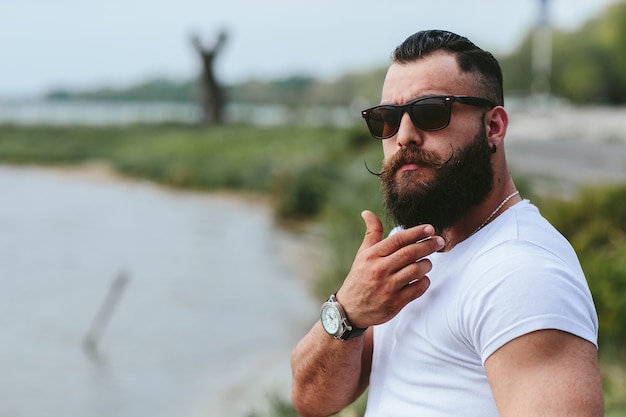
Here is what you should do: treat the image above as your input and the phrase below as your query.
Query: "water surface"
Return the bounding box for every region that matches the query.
[0,165,318,417]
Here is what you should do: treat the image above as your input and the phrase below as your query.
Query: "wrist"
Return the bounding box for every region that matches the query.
[320,293,368,341]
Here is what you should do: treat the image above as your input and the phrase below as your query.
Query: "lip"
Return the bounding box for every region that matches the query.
[398,163,420,172]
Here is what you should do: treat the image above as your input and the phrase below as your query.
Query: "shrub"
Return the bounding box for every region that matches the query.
[541,185,626,350]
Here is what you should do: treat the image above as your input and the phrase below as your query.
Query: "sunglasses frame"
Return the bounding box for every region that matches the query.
[361,95,497,139]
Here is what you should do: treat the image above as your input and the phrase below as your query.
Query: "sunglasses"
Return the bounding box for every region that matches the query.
[361,95,496,139]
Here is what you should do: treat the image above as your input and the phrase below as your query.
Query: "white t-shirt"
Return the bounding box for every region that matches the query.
[364,200,598,417]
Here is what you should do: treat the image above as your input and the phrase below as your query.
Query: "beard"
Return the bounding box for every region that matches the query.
[380,126,494,233]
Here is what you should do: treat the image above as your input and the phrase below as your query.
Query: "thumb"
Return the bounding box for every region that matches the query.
[358,210,384,252]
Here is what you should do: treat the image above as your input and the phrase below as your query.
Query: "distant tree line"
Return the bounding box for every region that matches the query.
[500,1,626,104]
[46,2,626,107]
[46,78,197,102]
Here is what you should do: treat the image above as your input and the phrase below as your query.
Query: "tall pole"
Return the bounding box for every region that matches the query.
[532,0,552,102]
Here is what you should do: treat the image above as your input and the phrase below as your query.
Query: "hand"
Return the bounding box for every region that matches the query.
[336,210,445,328]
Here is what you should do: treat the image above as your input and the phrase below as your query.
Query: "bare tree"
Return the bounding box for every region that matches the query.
[192,30,228,125]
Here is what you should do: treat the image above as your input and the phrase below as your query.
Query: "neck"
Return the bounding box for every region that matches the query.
[439,184,521,251]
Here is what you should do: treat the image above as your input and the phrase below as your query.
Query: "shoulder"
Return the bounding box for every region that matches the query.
[471,200,581,274]
[452,201,598,361]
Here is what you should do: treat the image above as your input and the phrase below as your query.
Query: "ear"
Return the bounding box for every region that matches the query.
[485,106,508,148]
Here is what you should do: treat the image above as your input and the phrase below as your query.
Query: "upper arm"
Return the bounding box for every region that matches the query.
[484,329,603,417]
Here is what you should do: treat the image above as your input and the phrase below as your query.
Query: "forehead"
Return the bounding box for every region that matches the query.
[381,51,477,104]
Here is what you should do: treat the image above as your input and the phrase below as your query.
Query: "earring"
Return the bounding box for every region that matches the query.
[491,144,497,154]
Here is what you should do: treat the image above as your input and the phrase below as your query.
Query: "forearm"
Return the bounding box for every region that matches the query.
[289,214,440,416]
[290,322,369,417]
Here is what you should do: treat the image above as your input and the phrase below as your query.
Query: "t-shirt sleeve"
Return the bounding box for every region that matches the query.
[459,240,599,365]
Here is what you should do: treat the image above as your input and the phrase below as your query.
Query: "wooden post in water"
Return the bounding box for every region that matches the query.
[83,271,131,357]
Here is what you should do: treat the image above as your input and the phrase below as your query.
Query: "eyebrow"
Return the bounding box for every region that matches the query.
[380,91,452,106]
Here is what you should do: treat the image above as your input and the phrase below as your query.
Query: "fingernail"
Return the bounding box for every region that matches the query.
[435,237,445,248]
[424,225,434,234]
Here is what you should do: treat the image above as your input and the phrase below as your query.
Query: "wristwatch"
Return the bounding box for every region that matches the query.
[320,293,368,340]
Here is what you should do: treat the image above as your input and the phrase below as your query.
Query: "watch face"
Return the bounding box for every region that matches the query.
[321,303,340,334]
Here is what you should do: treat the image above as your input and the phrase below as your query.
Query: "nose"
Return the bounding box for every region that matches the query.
[395,111,424,148]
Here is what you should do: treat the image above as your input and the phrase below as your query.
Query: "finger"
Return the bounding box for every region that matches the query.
[383,273,431,313]
[394,258,433,288]
[387,236,444,271]
[401,275,431,299]
[357,210,384,253]
[379,224,434,256]
[379,225,445,258]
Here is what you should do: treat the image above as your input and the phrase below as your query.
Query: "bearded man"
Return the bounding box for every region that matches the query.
[290,30,603,417]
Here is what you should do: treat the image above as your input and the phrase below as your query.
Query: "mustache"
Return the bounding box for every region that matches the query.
[365,145,455,177]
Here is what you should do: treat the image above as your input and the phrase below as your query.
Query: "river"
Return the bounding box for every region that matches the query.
[0,164,319,417]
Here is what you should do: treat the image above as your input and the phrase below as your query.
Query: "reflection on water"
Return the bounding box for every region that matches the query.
[0,165,318,417]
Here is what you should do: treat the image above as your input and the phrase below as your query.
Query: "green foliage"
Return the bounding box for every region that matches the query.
[501,2,626,104]
[499,37,533,96]
[42,66,388,108]
[46,78,197,102]
[0,124,350,218]
[346,125,376,151]
[550,26,614,103]
[314,143,384,298]
[540,185,626,351]
[602,359,626,415]
[307,68,388,106]
[227,69,386,108]
[271,160,340,219]
[228,76,317,105]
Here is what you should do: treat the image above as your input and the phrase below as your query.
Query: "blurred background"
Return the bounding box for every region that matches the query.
[1,0,626,416]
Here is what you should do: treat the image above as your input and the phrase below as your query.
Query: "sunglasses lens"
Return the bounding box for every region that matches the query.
[364,97,452,138]
[367,108,400,139]
[411,99,450,131]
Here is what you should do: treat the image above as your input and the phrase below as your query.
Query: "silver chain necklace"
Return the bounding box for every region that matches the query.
[471,191,520,236]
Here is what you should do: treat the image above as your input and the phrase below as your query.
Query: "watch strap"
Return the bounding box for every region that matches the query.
[340,322,368,340]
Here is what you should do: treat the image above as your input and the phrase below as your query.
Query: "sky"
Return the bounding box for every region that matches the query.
[1,0,622,98]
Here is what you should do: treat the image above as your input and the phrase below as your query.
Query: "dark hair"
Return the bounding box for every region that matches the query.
[392,30,504,106]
